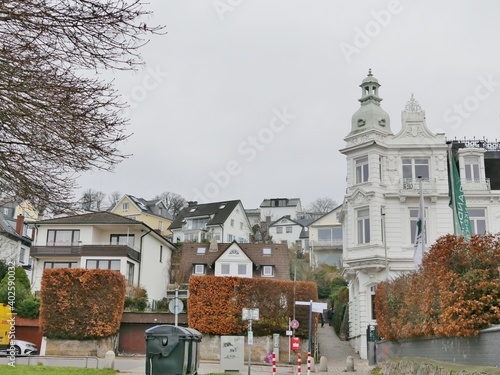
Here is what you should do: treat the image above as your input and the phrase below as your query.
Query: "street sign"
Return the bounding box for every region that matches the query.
[286,330,293,336]
[290,319,299,329]
[169,298,184,314]
[295,301,328,313]
[242,308,259,320]
[248,331,253,345]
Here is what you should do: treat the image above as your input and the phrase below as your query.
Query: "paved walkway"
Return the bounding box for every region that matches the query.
[113,324,375,374]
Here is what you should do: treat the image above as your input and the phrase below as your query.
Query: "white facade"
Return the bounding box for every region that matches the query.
[214,242,253,278]
[269,217,303,247]
[340,72,454,358]
[308,206,343,268]
[30,214,174,302]
[259,198,302,223]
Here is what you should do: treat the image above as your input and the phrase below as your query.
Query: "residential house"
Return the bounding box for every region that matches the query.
[179,241,290,282]
[269,216,313,250]
[29,212,176,302]
[169,200,251,244]
[259,198,302,224]
[0,213,32,275]
[111,194,173,237]
[308,206,343,268]
[339,70,500,358]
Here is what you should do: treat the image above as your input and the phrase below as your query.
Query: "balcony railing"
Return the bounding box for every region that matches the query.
[30,244,141,262]
[400,178,436,192]
[311,239,343,249]
[461,178,490,191]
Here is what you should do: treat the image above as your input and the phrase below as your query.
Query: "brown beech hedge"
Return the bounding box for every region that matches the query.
[375,234,500,341]
[188,276,318,337]
[40,268,126,339]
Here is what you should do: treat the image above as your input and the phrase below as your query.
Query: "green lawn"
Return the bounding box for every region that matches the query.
[0,364,116,374]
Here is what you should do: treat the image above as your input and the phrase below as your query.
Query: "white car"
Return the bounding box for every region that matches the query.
[11,340,37,355]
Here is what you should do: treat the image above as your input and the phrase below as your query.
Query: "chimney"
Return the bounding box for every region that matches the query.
[187,201,198,207]
[209,238,218,252]
[15,214,24,236]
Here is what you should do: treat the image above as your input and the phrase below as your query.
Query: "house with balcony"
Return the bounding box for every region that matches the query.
[178,241,290,282]
[259,198,302,223]
[110,194,173,237]
[339,70,500,359]
[308,205,343,268]
[29,211,176,301]
[169,200,251,244]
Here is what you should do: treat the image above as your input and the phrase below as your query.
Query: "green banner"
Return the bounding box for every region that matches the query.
[449,153,472,240]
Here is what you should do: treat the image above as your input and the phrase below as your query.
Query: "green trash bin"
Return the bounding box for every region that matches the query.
[145,325,192,375]
[184,327,202,375]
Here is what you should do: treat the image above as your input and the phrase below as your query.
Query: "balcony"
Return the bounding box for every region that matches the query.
[30,244,141,262]
[400,178,436,193]
[461,178,490,192]
[311,239,343,250]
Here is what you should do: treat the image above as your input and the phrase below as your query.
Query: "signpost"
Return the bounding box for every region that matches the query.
[242,308,259,375]
[295,301,327,353]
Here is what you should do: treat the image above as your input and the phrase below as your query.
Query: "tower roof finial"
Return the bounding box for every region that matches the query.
[368,68,372,76]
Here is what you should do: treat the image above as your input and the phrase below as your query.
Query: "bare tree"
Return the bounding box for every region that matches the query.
[0,1,164,212]
[80,189,106,211]
[108,191,122,209]
[154,192,187,218]
[307,197,337,214]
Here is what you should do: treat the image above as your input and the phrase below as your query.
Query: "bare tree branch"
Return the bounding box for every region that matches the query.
[0,0,165,211]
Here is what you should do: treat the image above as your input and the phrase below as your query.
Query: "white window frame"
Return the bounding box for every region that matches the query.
[238,264,247,275]
[357,208,370,244]
[221,263,230,275]
[469,208,486,235]
[122,202,129,212]
[197,247,206,254]
[194,264,205,275]
[263,247,272,256]
[286,226,293,233]
[409,208,427,244]
[464,156,480,182]
[356,156,369,184]
[276,227,283,234]
[402,158,430,180]
[262,265,274,277]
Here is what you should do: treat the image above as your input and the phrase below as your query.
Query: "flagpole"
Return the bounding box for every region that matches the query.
[419,176,425,254]
[447,143,459,235]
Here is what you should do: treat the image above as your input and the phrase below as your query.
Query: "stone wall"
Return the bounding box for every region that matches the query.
[379,358,500,375]
[200,334,305,363]
[45,335,117,358]
[376,325,500,368]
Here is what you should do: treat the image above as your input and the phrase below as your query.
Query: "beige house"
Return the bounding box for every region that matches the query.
[111,194,173,237]
[308,205,343,268]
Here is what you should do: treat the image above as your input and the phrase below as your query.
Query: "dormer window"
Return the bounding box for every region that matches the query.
[219,203,227,209]
[262,265,274,277]
[197,247,206,255]
[189,207,196,212]
[263,248,272,256]
[193,264,205,275]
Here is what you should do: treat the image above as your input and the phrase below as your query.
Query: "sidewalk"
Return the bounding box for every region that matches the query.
[116,325,375,374]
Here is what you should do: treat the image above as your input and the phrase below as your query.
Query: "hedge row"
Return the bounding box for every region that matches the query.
[40,269,126,339]
[188,276,318,337]
[375,234,500,341]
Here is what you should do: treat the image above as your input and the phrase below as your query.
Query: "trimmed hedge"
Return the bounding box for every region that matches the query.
[188,276,318,337]
[375,234,500,341]
[40,268,126,339]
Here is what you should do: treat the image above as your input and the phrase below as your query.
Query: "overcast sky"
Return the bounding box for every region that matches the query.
[77,0,500,210]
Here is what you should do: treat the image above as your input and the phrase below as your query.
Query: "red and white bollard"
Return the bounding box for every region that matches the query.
[307,352,311,375]
[297,353,301,374]
[272,352,276,374]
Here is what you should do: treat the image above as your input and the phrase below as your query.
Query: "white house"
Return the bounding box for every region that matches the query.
[308,205,343,268]
[169,200,251,244]
[259,198,302,223]
[340,70,500,358]
[29,212,176,302]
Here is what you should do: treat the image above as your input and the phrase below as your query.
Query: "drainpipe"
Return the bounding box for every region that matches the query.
[139,228,153,287]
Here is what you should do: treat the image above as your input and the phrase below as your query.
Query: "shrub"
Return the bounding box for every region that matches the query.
[40,268,126,339]
[17,298,40,319]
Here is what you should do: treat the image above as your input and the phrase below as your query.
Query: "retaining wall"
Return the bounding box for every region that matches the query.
[376,325,500,368]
